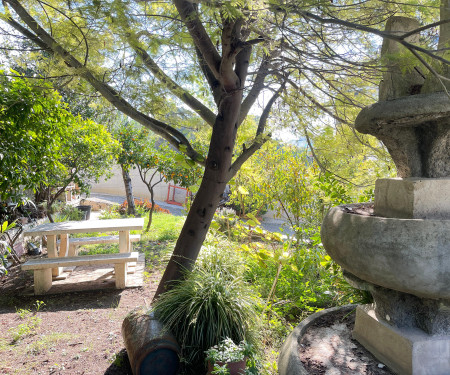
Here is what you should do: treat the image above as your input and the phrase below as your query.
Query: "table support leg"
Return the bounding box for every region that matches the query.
[119,231,130,253]
[34,268,52,295]
[59,234,69,257]
[47,235,62,277]
[119,231,130,273]
[115,263,127,289]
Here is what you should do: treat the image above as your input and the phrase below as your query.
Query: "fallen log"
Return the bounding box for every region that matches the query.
[122,306,180,375]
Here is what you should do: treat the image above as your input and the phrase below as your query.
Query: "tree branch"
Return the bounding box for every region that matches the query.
[194,45,222,105]
[293,9,450,66]
[1,4,51,52]
[303,125,369,187]
[133,44,216,126]
[4,0,203,163]
[239,54,272,125]
[173,0,221,78]
[227,81,285,181]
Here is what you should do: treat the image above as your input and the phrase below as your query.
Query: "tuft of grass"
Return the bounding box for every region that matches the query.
[27,333,76,355]
[8,300,45,344]
[8,316,41,344]
[152,250,259,364]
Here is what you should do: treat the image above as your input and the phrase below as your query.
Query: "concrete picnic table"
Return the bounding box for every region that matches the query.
[23,218,144,277]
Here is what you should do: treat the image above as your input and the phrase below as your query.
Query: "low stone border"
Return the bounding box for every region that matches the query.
[278,304,356,375]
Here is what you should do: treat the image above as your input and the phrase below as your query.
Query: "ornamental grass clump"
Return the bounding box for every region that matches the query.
[152,253,259,364]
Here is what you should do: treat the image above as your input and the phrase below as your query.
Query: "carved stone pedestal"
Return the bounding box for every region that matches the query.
[353,305,450,375]
[322,177,450,375]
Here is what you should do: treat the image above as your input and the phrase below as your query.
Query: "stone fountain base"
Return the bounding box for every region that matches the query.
[354,305,450,375]
[278,305,395,375]
[319,177,450,375]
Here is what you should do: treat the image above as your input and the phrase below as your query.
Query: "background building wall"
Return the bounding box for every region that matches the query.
[89,165,189,204]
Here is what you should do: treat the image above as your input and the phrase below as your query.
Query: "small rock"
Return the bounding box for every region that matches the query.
[378,363,386,368]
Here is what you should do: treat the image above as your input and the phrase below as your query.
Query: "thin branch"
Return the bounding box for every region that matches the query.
[408,48,450,99]
[1,4,51,52]
[239,54,272,125]
[38,0,90,66]
[303,126,368,187]
[294,9,450,66]
[400,18,450,39]
[194,45,221,105]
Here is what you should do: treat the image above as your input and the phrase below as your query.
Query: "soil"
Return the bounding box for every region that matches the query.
[0,248,162,375]
[299,309,395,375]
[340,203,374,216]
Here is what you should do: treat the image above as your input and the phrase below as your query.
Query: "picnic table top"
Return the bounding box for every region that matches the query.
[23,218,145,236]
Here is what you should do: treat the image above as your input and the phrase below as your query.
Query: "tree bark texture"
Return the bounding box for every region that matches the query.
[154,89,243,298]
[121,166,136,216]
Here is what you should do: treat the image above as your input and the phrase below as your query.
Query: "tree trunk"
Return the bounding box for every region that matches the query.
[121,165,136,216]
[146,186,155,232]
[154,89,242,299]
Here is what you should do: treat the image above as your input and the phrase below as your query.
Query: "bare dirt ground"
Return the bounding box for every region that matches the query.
[0,251,161,375]
[300,309,395,375]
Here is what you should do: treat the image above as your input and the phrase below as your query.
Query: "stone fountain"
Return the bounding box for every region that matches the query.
[279,15,450,375]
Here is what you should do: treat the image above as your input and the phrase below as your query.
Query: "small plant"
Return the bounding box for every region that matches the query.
[9,300,45,343]
[206,338,250,363]
[50,202,84,222]
[212,208,239,239]
[206,338,257,375]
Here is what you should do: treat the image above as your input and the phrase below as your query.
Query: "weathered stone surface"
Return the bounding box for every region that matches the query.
[321,204,450,299]
[355,92,450,178]
[278,305,356,375]
[374,178,450,219]
[370,286,450,335]
[353,305,450,375]
[379,17,424,101]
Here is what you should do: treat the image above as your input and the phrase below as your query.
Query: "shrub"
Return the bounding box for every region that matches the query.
[152,251,259,364]
[119,199,170,215]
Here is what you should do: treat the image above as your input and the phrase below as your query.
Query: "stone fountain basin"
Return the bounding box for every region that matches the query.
[321,204,450,299]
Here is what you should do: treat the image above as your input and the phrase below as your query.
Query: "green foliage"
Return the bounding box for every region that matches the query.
[113,123,203,190]
[0,220,15,276]
[205,338,251,363]
[210,216,366,319]
[0,71,119,211]
[152,247,259,364]
[57,118,120,195]
[205,338,258,375]
[211,208,239,239]
[0,71,67,201]
[50,203,84,222]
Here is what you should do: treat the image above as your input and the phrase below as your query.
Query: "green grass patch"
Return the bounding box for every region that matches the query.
[141,212,185,241]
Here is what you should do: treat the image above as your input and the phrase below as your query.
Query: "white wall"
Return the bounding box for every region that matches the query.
[90,165,188,204]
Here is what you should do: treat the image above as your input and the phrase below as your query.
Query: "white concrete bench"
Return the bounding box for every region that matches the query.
[58,234,141,256]
[22,252,139,295]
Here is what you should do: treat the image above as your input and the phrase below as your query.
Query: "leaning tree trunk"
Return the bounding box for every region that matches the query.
[121,165,136,216]
[154,89,243,299]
